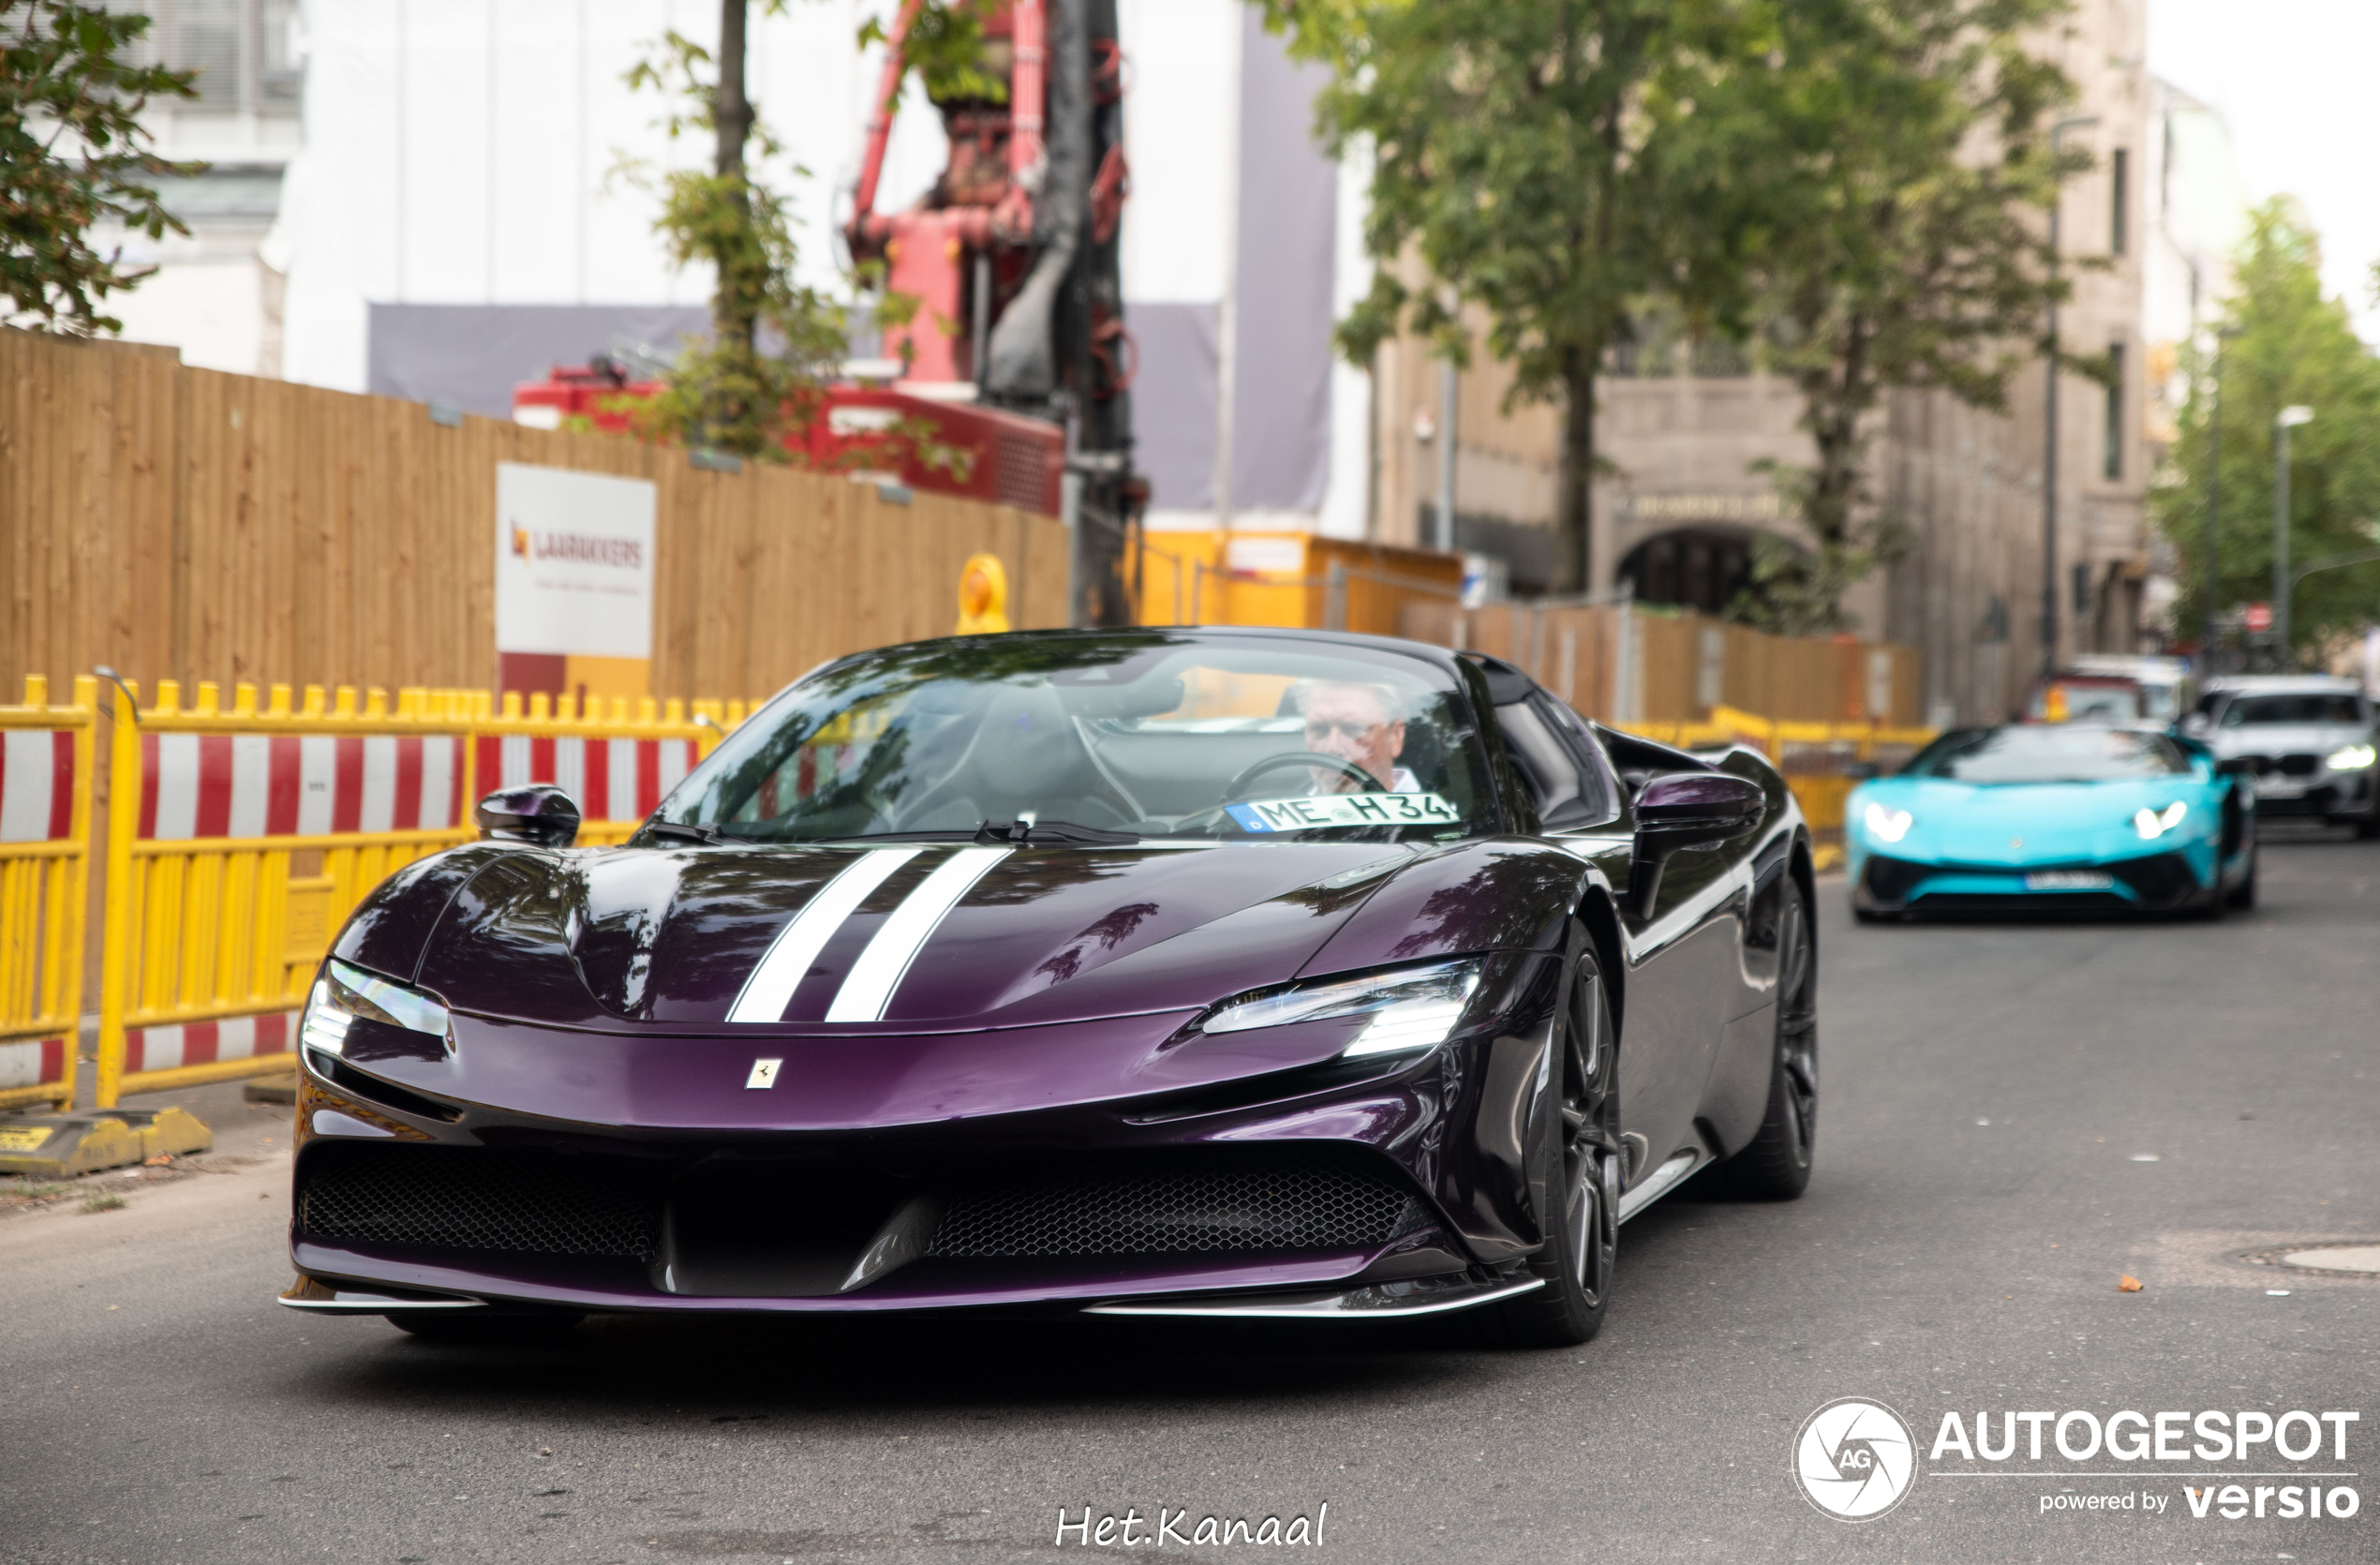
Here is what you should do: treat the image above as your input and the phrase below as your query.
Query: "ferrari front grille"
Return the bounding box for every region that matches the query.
[926,1157,1424,1259]
[297,1143,660,1260]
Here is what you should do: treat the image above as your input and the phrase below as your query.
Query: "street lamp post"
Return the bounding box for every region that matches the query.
[2273,405,2313,667]
[2042,114,2097,682]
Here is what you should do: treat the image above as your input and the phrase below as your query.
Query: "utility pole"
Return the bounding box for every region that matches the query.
[2274,405,2314,666]
[2198,328,2237,667]
[2041,115,2097,683]
[1435,360,1457,552]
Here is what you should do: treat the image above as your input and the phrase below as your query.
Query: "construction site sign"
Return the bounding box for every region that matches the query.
[495,462,657,706]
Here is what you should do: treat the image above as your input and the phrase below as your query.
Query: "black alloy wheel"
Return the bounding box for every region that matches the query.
[1718,881,1818,1200]
[1492,922,1621,1348]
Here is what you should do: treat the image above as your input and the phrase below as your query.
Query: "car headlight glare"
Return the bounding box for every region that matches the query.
[301,958,451,1058]
[1199,958,1485,1059]
[2132,801,2188,841]
[2327,742,2376,770]
[1862,801,1914,844]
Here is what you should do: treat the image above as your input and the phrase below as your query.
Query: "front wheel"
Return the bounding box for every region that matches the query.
[1717,881,1817,1200]
[1491,925,1620,1348]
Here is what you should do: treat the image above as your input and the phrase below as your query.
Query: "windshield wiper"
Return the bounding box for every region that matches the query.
[767,820,1146,848]
[646,820,727,845]
[976,817,1140,845]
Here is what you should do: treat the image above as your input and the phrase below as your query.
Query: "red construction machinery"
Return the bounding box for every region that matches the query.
[513,0,1138,618]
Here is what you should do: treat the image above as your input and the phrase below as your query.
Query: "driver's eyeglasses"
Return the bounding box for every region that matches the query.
[1305,720,1384,742]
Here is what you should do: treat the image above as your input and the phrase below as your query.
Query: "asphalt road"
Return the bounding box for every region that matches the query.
[7,827,2378,1565]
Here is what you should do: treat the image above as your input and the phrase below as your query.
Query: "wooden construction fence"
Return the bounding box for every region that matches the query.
[1400,600,1922,728]
[0,329,1069,704]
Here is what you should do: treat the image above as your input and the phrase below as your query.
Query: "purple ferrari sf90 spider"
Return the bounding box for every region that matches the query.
[280,628,1817,1347]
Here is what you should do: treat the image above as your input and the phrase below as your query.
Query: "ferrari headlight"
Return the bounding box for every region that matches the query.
[300,958,451,1058]
[2132,801,2188,841]
[1199,958,1485,1059]
[2327,742,2376,770]
[1862,802,1914,844]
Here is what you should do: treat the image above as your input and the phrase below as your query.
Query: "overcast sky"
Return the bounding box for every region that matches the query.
[2147,0,2380,345]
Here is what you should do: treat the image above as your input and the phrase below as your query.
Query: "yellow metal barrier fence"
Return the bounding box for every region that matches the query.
[1619,706,1938,872]
[89,679,748,1106]
[0,677,97,1110]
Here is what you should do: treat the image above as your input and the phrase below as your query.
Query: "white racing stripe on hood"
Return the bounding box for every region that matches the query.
[726,848,923,1023]
[826,846,1012,1022]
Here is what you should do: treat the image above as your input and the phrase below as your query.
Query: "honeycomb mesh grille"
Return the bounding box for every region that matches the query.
[926,1159,1421,1259]
[298,1144,659,1261]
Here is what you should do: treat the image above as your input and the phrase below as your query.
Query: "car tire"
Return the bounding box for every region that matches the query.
[2358,814,2380,840]
[1490,923,1619,1349]
[2226,845,2258,910]
[386,1311,585,1343]
[1716,880,1818,1200]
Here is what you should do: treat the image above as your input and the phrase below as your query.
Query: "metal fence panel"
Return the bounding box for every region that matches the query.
[0,677,95,1110]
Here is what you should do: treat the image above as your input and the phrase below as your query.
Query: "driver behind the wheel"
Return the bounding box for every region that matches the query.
[1301,681,1421,795]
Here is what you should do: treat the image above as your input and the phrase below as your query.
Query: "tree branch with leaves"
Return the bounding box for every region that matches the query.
[1,0,201,335]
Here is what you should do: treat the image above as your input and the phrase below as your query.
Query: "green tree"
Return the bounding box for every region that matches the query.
[1258,0,1743,594]
[1692,0,2086,633]
[1,0,200,334]
[616,1,850,461]
[2156,201,2380,661]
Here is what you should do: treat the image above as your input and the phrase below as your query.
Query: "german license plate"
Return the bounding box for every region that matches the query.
[2026,871,2113,891]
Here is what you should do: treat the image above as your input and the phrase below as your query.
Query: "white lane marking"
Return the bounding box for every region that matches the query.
[724,849,922,1023]
[825,846,1010,1023]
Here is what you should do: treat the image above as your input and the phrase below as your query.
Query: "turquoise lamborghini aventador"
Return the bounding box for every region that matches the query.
[1846,724,2257,920]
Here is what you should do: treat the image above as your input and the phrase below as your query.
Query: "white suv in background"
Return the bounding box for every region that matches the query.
[2185,675,2380,837]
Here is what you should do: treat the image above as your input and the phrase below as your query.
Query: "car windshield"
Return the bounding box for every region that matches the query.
[648,631,1499,843]
[2219,693,2365,726]
[1902,725,2191,783]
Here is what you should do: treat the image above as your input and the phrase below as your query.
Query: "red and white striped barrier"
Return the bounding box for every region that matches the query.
[0,1036,67,1091]
[137,734,467,841]
[473,735,695,822]
[0,728,76,842]
[122,1011,295,1074]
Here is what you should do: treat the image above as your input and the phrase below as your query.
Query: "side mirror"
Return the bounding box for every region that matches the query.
[1629,772,1766,916]
[475,784,581,848]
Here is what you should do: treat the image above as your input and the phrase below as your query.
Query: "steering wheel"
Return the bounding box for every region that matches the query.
[1223,752,1386,802]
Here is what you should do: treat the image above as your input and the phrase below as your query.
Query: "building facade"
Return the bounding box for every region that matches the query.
[97,0,304,377]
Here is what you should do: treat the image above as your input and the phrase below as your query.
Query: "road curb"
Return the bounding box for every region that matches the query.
[0,1106,212,1178]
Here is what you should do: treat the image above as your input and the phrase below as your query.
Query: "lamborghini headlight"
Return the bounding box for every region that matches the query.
[300,958,452,1058]
[2132,801,2188,841]
[1199,958,1485,1059]
[1862,801,1914,844]
[2326,742,2376,770]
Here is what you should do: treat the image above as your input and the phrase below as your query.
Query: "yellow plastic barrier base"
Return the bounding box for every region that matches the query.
[0,1106,213,1178]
